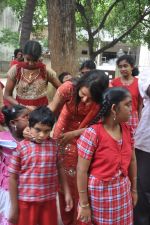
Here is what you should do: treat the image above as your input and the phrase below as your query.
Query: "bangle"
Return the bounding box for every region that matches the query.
[79,202,90,208]
[79,190,87,193]
[131,189,137,193]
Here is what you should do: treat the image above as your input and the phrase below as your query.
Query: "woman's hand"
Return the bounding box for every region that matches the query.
[77,205,91,223]
[23,126,32,139]
[64,191,73,212]
[26,105,36,112]
[131,190,138,207]
[58,131,77,146]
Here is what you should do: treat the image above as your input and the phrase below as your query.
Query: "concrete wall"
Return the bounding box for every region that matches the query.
[0,7,19,62]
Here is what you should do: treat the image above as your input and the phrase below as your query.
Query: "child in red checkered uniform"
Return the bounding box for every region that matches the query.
[8,106,73,225]
[77,87,137,225]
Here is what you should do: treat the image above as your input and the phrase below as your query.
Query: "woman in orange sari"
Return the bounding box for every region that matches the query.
[48,70,109,225]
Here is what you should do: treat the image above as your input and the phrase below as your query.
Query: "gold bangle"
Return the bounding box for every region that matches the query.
[78,190,87,193]
[79,202,90,208]
[131,189,137,193]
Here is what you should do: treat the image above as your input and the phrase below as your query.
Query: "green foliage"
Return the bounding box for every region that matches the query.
[7,0,47,35]
[7,0,26,20]
[0,0,7,13]
[3,0,150,57]
[33,0,47,32]
[104,1,149,40]
[76,0,111,29]
[41,38,48,48]
[0,29,20,48]
[1,0,47,47]
[76,0,150,48]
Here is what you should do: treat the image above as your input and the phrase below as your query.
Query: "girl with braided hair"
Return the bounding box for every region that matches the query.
[77,87,137,225]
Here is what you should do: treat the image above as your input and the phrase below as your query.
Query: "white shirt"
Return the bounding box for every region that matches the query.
[134,70,150,153]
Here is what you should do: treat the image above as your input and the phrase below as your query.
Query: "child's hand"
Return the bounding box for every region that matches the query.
[8,206,19,224]
[77,204,91,223]
[23,126,32,139]
[23,127,37,142]
[131,190,138,207]
[64,192,73,212]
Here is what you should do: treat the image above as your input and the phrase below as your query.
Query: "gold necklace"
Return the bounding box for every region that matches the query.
[29,72,34,80]
[22,69,40,83]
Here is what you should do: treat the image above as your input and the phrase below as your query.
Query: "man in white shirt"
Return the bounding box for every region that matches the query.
[134,70,150,225]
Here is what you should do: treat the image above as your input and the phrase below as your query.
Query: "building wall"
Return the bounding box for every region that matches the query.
[0,7,19,65]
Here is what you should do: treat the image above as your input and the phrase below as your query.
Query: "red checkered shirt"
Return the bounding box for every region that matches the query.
[8,138,58,202]
[77,123,133,180]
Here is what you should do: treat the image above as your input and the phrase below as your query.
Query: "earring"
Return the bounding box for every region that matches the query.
[113,115,116,121]
[14,125,17,131]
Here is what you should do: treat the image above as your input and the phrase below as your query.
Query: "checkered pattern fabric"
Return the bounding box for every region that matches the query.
[8,139,58,202]
[127,111,139,134]
[77,126,133,224]
[88,175,133,225]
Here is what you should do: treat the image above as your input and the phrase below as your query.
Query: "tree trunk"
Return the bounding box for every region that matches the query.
[46,0,77,75]
[20,0,37,49]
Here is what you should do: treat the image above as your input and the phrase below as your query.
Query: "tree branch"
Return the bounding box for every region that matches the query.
[76,1,92,36]
[143,18,150,22]
[20,0,37,48]
[92,0,122,36]
[141,21,150,28]
[93,10,150,57]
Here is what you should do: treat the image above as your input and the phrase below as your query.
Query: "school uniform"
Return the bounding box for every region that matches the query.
[77,122,133,225]
[9,138,59,225]
[112,77,140,133]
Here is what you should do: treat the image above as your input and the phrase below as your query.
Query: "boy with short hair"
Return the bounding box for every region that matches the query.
[8,106,73,225]
[58,72,72,83]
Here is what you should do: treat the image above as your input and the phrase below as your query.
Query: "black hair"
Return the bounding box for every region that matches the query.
[23,40,42,61]
[14,49,23,58]
[29,106,55,128]
[90,87,130,125]
[2,105,26,128]
[75,69,109,105]
[116,55,135,67]
[80,60,96,71]
[132,67,139,76]
[116,54,137,77]
[58,72,71,83]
